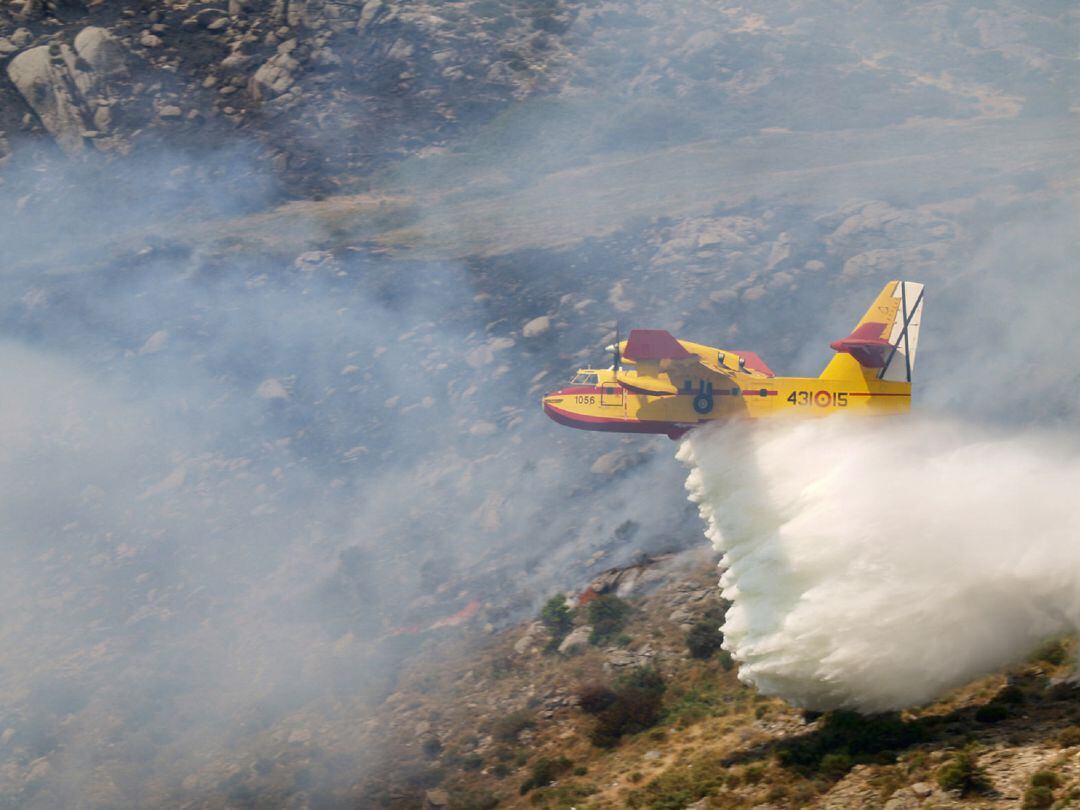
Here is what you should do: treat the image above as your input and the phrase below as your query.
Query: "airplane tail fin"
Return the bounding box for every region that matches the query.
[820,280,924,383]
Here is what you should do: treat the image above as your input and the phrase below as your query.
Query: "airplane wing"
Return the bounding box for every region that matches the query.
[621,329,695,362]
[617,329,733,395]
[729,350,775,377]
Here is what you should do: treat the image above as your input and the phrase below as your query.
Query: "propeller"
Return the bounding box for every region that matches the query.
[612,322,621,373]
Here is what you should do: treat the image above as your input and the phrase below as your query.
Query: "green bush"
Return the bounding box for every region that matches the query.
[663,683,729,726]
[994,684,1025,705]
[492,709,535,742]
[577,682,617,715]
[975,703,1009,723]
[936,749,989,796]
[767,784,788,802]
[1058,726,1080,747]
[396,763,445,790]
[1030,771,1061,789]
[540,594,573,647]
[589,667,666,748]
[1023,785,1055,810]
[778,711,922,776]
[421,736,442,758]
[1031,639,1068,666]
[686,621,725,660]
[625,755,728,810]
[820,752,853,779]
[742,764,765,784]
[462,753,484,771]
[519,755,572,794]
[452,789,500,810]
[587,595,633,646]
[528,781,600,806]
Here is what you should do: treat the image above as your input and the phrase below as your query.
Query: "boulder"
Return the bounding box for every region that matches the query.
[590,448,650,476]
[73,27,128,83]
[10,29,35,48]
[7,45,89,154]
[357,0,385,31]
[13,0,44,22]
[882,790,921,810]
[293,250,339,273]
[514,621,549,655]
[6,27,133,155]
[910,782,934,799]
[605,644,654,669]
[249,50,300,100]
[557,625,592,655]
[522,315,551,338]
[194,8,228,29]
[270,0,303,28]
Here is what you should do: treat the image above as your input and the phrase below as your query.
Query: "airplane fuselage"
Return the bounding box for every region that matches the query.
[542,353,912,440]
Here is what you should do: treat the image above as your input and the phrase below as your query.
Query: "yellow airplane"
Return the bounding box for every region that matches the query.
[542,280,923,440]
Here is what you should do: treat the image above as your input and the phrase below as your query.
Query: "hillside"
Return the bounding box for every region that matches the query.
[360,553,1080,809]
[0,2,1077,809]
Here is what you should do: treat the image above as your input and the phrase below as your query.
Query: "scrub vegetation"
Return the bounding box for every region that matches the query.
[358,561,1080,807]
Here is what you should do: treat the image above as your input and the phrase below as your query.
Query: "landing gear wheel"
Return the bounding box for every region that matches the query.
[693,392,714,414]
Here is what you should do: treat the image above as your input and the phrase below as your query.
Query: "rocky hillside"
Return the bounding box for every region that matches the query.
[1,0,574,191]
[3,0,1075,195]
[359,553,1080,809]
[0,2,1076,809]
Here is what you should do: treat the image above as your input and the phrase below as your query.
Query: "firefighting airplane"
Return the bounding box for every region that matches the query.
[542,280,923,440]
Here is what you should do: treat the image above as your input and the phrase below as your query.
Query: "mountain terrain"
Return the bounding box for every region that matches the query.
[0,1,1077,808]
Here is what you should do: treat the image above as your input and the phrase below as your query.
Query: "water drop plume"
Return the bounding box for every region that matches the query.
[678,416,1080,712]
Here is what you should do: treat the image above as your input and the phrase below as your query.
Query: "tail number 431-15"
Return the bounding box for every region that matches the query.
[786,391,848,407]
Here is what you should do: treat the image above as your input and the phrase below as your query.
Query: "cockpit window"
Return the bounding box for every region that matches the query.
[571,373,599,385]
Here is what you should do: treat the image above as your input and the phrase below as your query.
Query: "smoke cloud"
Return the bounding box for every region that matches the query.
[0,145,702,804]
[1,0,1076,801]
[679,416,1080,712]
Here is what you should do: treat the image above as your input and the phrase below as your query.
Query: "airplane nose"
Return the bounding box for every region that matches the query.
[542,390,563,416]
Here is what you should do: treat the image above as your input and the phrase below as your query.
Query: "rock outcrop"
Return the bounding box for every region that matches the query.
[0,0,571,184]
[7,44,90,154]
[248,38,299,101]
[6,26,130,155]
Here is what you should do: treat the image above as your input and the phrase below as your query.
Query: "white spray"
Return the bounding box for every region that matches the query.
[677,416,1080,712]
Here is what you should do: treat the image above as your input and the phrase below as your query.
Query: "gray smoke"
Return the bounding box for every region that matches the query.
[0,0,1076,803]
[0,150,697,804]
